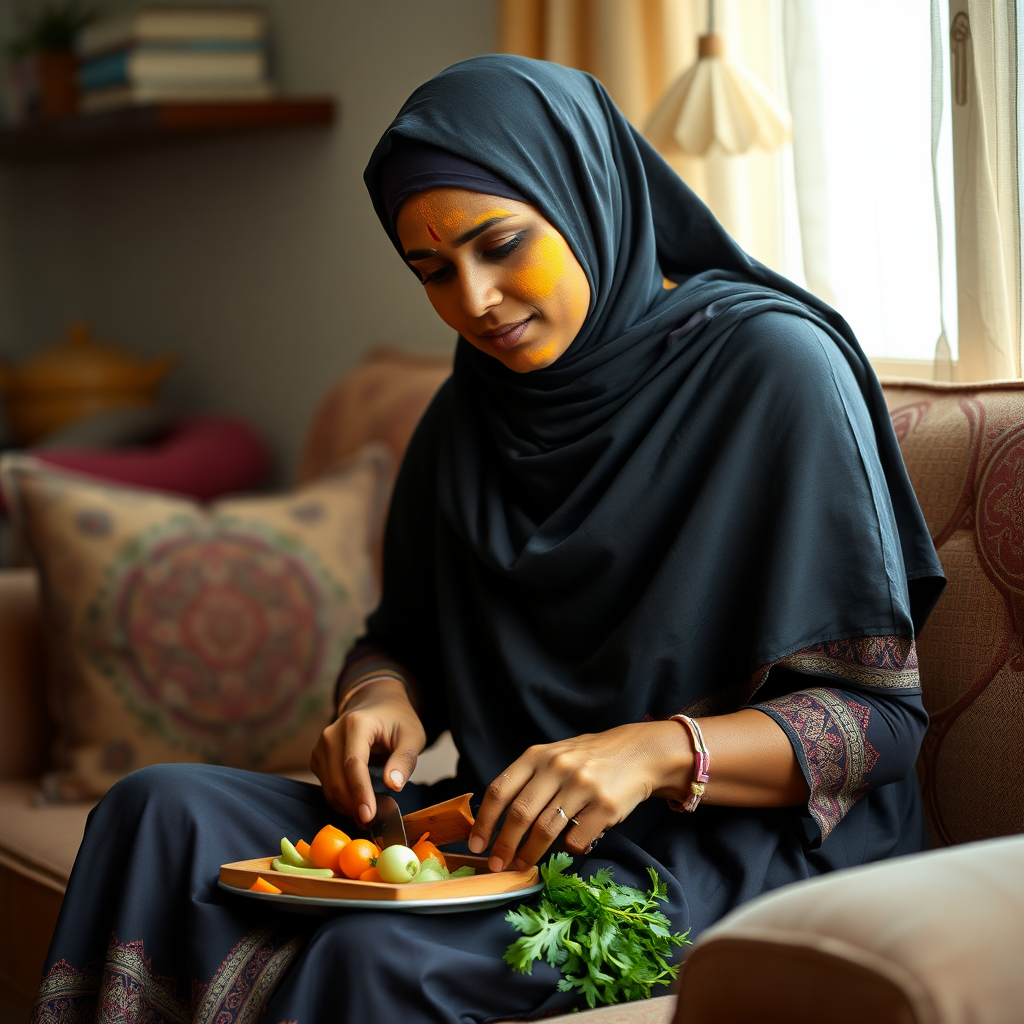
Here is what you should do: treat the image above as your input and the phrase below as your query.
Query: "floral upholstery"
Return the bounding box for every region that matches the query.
[883,380,1024,847]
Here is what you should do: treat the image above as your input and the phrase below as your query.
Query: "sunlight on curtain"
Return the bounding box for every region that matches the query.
[785,0,956,366]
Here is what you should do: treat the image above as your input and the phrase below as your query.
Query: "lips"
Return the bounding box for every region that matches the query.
[479,316,532,350]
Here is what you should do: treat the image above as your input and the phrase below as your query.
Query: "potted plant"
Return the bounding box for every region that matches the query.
[6,3,95,121]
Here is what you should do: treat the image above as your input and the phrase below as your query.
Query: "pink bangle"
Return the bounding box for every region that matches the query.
[337,674,406,716]
[668,714,711,812]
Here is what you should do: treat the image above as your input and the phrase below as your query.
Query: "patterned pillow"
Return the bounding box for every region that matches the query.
[0,445,393,801]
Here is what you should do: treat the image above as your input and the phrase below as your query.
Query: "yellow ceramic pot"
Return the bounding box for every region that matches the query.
[0,322,176,445]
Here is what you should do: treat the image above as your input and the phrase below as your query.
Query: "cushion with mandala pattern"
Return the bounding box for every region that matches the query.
[0,445,393,801]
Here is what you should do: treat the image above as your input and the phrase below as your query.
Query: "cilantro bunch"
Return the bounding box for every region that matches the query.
[503,852,690,1008]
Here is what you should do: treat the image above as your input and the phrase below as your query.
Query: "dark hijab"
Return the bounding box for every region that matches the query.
[363,55,944,789]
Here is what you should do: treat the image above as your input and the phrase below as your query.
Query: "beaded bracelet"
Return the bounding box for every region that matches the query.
[337,673,408,716]
[668,714,711,812]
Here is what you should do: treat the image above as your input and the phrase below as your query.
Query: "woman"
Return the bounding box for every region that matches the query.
[34,56,944,1024]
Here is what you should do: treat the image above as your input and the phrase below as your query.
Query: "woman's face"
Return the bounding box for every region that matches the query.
[395,188,590,372]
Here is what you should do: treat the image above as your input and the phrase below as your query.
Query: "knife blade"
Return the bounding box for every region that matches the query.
[370,793,408,850]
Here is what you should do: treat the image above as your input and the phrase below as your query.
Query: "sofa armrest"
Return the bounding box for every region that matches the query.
[0,568,48,780]
[676,834,1024,1024]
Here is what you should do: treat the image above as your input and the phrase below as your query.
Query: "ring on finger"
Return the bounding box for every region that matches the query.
[555,806,569,824]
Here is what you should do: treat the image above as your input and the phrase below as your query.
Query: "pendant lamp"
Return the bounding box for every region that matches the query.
[643,0,792,156]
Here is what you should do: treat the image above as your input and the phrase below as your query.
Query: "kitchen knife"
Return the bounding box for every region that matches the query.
[370,793,408,850]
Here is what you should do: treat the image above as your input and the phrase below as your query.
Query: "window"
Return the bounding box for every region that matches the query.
[800,0,956,367]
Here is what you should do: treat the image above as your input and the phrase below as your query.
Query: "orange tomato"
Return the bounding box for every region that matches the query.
[295,839,312,860]
[250,877,282,894]
[358,866,383,883]
[337,838,380,879]
[411,832,446,868]
[309,824,352,871]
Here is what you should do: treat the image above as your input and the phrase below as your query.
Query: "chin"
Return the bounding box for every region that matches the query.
[499,340,564,373]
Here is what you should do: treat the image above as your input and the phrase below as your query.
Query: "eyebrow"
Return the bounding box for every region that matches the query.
[404,215,513,261]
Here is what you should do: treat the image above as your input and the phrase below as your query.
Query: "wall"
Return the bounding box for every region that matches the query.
[0,0,496,478]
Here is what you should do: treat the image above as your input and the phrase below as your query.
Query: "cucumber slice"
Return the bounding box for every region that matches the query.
[280,837,315,869]
[270,857,335,878]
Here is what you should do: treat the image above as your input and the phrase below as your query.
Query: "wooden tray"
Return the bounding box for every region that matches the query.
[219,854,539,903]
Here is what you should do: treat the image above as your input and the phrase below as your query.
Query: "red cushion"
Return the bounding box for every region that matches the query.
[0,417,269,513]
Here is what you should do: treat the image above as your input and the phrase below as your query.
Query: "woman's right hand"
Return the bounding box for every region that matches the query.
[310,677,426,824]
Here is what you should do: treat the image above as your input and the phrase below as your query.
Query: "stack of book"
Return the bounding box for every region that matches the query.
[76,5,273,113]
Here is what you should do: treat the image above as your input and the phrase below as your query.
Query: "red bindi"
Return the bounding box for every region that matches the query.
[427,224,440,242]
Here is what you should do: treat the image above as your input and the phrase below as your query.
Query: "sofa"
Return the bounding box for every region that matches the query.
[1,368,1023,1024]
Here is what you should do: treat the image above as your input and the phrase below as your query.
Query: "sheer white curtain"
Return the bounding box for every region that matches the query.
[782,0,955,375]
[765,0,1024,381]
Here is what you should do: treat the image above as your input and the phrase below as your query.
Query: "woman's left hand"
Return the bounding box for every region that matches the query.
[467,721,692,872]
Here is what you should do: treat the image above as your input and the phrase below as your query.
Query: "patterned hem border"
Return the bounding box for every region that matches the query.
[32,926,304,1024]
[32,939,186,1024]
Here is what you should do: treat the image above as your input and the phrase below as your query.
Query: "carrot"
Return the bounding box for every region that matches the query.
[412,832,446,868]
[250,877,282,895]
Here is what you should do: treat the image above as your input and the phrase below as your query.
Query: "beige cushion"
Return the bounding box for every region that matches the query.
[297,348,451,485]
[0,781,92,886]
[0,446,393,800]
[676,834,1024,1024]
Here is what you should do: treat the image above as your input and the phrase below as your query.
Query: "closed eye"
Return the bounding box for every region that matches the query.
[422,264,453,285]
[418,232,525,285]
[483,233,524,259]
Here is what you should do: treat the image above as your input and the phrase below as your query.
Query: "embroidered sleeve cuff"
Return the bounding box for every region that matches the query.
[755,688,879,843]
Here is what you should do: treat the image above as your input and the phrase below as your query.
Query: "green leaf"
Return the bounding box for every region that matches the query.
[503,902,572,974]
[504,854,691,1008]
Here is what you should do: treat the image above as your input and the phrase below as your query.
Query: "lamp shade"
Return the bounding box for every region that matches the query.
[644,33,792,156]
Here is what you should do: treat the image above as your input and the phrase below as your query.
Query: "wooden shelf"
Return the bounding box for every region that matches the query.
[0,98,336,160]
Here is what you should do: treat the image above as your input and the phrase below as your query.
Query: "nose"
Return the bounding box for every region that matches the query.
[459,264,501,319]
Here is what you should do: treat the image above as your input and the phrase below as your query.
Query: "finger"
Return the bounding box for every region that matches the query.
[339,714,378,824]
[509,797,587,870]
[312,722,359,818]
[310,729,346,814]
[555,812,604,859]
[324,738,359,818]
[382,726,422,791]
[487,774,561,873]
[469,764,530,855]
